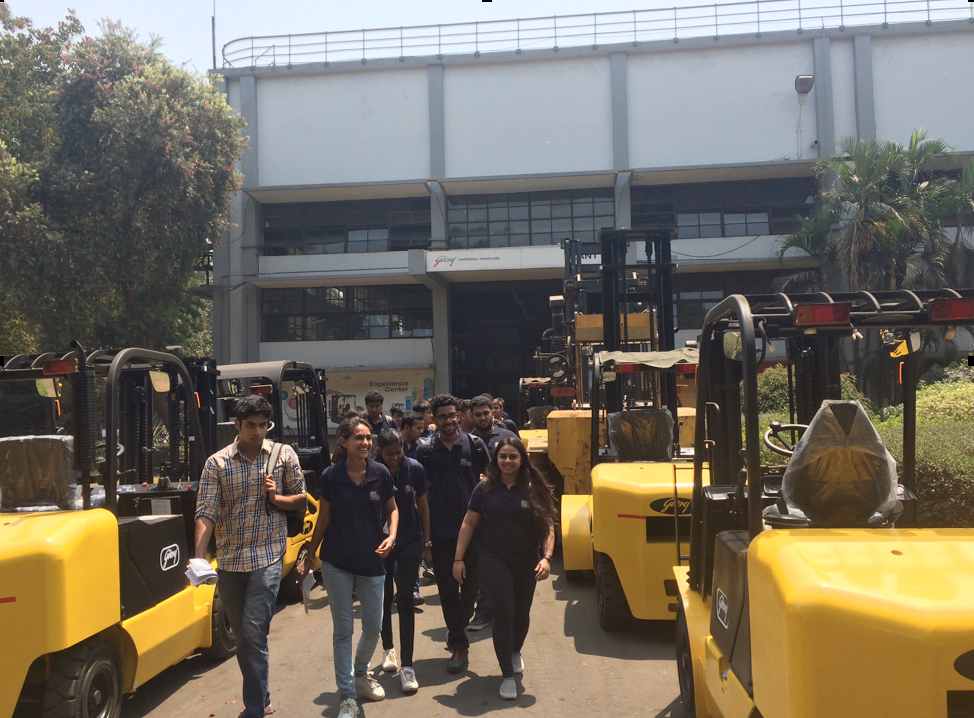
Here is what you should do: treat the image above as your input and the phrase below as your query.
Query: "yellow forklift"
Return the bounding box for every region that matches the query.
[674,290,974,718]
[558,229,701,629]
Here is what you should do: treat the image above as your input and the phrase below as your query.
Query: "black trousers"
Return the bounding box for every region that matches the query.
[480,551,538,678]
[380,552,422,666]
[431,536,479,650]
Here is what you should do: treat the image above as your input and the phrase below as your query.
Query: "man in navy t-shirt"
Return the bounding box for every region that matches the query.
[415,393,489,674]
[365,390,397,435]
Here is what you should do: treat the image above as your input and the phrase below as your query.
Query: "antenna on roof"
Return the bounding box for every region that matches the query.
[212,0,217,70]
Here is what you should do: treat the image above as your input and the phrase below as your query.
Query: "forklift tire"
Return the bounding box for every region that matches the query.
[202,590,237,661]
[594,552,633,631]
[41,639,122,718]
[675,600,696,717]
[278,546,309,604]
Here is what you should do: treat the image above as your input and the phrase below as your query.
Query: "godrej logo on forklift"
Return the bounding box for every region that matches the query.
[650,497,692,515]
[160,544,181,572]
[715,588,730,629]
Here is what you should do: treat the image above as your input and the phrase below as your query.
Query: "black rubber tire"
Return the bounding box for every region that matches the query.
[41,639,122,718]
[675,600,697,717]
[594,552,633,631]
[202,590,237,661]
[278,545,309,604]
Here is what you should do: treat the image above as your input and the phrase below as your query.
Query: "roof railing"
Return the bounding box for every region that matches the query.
[222,0,972,68]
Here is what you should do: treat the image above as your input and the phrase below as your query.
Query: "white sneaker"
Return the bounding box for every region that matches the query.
[499,677,517,700]
[382,648,398,672]
[400,666,419,693]
[337,697,360,718]
[355,673,386,702]
[511,652,524,674]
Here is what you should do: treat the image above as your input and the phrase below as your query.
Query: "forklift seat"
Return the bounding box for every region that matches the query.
[778,400,897,527]
[0,435,75,511]
[607,408,675,461]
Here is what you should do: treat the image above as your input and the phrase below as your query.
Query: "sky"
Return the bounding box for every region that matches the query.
[15,0,711,74]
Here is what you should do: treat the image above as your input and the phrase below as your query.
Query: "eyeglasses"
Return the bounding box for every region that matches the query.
[435,412,459,422]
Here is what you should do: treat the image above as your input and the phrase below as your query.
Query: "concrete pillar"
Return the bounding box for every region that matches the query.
[812,36,836,158]
[428,64,445,179]
[610,53,629,171]
[427,181,449,251]
[853,35,876,140]
[239,75,259,186]
[409,249,451,394]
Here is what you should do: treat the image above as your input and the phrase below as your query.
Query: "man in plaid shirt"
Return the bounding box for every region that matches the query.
[195,394,305,717]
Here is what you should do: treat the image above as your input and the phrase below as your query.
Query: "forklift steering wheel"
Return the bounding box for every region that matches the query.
[762,421,807,457]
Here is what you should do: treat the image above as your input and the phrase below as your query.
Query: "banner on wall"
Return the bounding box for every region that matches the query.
[323,368,435,430]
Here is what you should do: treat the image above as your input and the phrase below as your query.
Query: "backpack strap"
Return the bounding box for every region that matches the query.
[469,434,488,473]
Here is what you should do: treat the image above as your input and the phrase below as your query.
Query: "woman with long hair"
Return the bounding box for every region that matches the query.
[299,417,398,718]
[373,427,431,693]
[452,437,556,701]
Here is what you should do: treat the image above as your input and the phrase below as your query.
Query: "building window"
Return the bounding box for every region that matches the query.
[448,189,614,249]
[633,178,814,240]
[262,285,433,342]
[671,270,793,330]
[261,199,431,255]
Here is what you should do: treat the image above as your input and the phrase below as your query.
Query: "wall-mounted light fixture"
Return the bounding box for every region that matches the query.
[795,74,814,159]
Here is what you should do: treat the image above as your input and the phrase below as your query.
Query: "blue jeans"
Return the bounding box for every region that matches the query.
[320,562,385,700]
[217,558,283,718]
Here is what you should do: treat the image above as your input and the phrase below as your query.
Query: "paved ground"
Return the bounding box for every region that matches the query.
[121,558,686,718]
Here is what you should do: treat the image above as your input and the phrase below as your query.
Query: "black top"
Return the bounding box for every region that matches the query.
[403,440,419,460]
[473,425,518,457]
[467,480,540,561]
[417,432,489,541]
[318,458,396,576]
[369,415,397,435]
[384,456,428,558]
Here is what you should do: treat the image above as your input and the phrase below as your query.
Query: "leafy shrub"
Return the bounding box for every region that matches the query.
[877,420,974,527]
[880,380,974,425]
[756,364,790,414]
[920,360,974,386]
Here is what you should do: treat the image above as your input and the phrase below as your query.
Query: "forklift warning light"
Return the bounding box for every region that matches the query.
[794,303,851,326]
[929,298,974,322]
[42,359,78,375]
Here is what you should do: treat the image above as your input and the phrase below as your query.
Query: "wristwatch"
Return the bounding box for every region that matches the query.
[424,540,433,548]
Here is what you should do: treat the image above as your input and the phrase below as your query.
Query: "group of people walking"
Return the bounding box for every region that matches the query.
[194,390,556,718]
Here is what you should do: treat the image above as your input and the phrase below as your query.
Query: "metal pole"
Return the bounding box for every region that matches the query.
[400,26,403,57]
[476,21,479,53]
[902,353,917,492]
[634,9,638,43]
[554,15,558,49]
[212,14,216,69]
[362,29,366,60]
[673,7,678,41]
[438,24,441,56]
[756,0,761,36]
[288,35,291,66]
[840,0,844,28]
[517,18,520,51]
[593,12,597,46]
[714,3,719,38]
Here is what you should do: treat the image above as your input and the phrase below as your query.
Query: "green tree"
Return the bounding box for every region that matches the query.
[0,12,245,352]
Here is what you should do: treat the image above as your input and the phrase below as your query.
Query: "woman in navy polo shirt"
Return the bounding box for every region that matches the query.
[452,437,556,701]
[373,427,431,694]
[300,417,398,718]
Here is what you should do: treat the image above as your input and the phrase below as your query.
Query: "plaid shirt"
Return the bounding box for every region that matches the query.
[195,438,304,573]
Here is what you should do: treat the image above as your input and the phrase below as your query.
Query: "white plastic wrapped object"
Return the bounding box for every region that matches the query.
[782,400,897,527]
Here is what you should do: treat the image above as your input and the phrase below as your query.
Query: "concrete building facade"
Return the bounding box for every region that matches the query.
[213,12,974,424]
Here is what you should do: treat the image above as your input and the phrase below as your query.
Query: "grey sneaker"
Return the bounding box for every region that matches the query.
[337,698,360,718]
[381,648,398,672]
[499,677,517,700]
[511,652,524,674]
[355,673,386,702]
[400,666,419,693]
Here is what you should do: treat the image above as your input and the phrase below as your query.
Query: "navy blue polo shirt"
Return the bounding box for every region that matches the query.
[380,456,428,558]
[403,441,419,460]
[468,480,541,561]
[368,415,397,435]
[473,425,518,457]
[418,432,489,541]
[318,458,396,576]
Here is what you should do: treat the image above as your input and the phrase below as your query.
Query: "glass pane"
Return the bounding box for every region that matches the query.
[699,224,722,238]
[368,239,389,252]
[748,222,769,234]
[368,228,389,240]
[552,218,572,232]
[594,216,615,231]
[551,203,572,219]
[369,325,390,339]
[510,234,530,246]
[448,208,467,222]
[449,224,468,237]
[325,241,345,254]
[347,241,367,253]
[450,236,468,249]
[468,235,489,249]
[573,202,594,217]
[724,213,746,224]
[531,219,551,233]
[509,206,529,220]
[594,200,614,216]
[488,207,509,221]
[746,212,769,223]
[677,213,698,226]
[369,314,389,327]
[724,224,746,237]
[677,227,700,239]
[531,233,553,245]
[489,222,509,235]
[348,229,368,242]
[509,220,529,234]
[573,217,594,231]
[530,204,551,219]
[468,223,488,236]
[489,235,511,248]
[467,208,487,222]
[700,212,721,225]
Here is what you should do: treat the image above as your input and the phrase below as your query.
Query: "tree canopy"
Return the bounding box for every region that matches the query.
[0,10,245,356]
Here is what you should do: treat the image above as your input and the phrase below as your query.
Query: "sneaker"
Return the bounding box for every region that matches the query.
[412,591,425,606]
[467,614,492,631]
[499,677,517,700]
[382,648,398,673]
[511,652,524,674]
[421,562,435,580]
[337,698,360,718]
[446,647,468,673]
[400,666,419,693]
[355,673,385,702]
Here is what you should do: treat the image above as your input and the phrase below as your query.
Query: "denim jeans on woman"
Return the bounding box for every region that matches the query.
[217,558,283,718]
[320,561,386,700]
